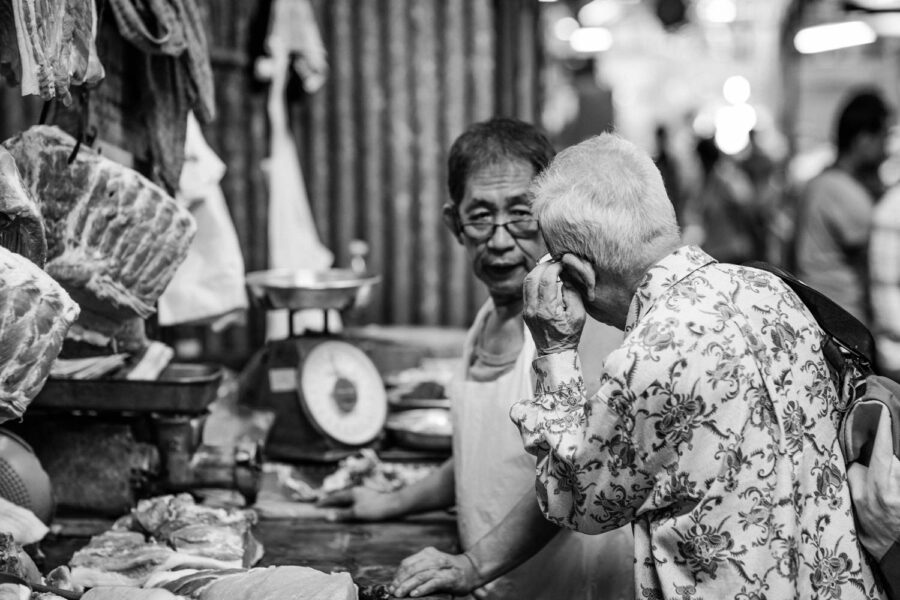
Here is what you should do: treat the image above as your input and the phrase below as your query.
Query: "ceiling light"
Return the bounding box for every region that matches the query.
[697,0,737,24]
[793,21,877,53]
[569,27,614,53]
[845,0,900,10]
[553,17,580,42]
[722,76,751,105]
[578,0,623,26]
[864,13,900,36]
[716,104,758,133]
[715,127,750,155]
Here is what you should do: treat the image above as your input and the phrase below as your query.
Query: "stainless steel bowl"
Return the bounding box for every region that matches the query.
[245,268,381,311]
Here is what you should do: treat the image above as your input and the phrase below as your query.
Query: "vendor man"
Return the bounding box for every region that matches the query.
[320,118,633,599]
[513,133,882,599]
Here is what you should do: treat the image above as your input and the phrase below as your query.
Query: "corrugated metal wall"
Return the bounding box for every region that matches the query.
[200,0,542,362]
[0,0,543,364]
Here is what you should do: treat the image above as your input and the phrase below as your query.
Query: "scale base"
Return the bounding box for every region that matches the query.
[238,335,385,463]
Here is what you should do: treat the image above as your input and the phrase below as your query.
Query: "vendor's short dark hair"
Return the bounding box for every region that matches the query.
[836,89,891,153]
[447,118,555,205]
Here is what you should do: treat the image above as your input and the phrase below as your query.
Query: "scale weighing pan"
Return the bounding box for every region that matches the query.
[246,268,381,312]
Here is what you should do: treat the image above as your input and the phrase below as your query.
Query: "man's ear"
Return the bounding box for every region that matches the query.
[560,253,596,301]
[442,203,463,244]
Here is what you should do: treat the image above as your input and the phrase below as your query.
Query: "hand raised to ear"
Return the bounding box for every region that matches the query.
[522,260,585,356]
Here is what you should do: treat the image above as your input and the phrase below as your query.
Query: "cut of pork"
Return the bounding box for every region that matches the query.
[198,567,357,600]
[0,0,104,104]
[3,126,196,337]
[69,530,248,589]
[0,244,79,423]
[131,494,261,567]
[0,145,46,267]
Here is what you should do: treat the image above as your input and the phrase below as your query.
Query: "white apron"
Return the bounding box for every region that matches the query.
[450,300,634,600]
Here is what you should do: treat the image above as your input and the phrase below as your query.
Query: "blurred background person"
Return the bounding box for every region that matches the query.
[652,123,685,224]
[793,89,892,326]
[681,136,763,265]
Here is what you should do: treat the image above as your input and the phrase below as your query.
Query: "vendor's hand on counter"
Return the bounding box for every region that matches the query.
[316,486,401,522]
[523,259,586,356]
[390,547,480,598]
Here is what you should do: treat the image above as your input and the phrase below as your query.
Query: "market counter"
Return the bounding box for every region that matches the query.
[255,512,458,598]
[41,511,459,600]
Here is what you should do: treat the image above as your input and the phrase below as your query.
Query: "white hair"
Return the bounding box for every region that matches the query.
[532,133,681,281]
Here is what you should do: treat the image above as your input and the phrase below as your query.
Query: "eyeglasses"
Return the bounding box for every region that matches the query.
[459,217,539,243]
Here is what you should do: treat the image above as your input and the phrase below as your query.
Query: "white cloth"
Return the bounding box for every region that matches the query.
[264,22,336,338]
[158,113,248,328]
[0,496,48,545]
[268,0,328,93]
[450,299,633,600]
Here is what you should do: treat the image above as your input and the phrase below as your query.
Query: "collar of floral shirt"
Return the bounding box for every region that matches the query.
[623,245,717,335]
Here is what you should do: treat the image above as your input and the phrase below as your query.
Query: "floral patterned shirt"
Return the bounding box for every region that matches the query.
[511,246,883,600]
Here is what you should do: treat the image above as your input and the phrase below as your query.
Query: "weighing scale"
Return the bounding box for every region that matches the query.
[242,268,388,462]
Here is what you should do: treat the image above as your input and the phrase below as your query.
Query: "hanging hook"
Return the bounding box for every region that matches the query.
[38,99,52,125]
[67,87,91,164]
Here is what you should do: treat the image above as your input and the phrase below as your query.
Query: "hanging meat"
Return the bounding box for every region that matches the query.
[0,244,79,423]
[0,145,46,267]
[0,0,104,104]
[3,125,197,340]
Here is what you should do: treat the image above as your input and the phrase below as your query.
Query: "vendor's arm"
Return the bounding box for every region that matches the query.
[318,458,454,521]
[390,491,560,597]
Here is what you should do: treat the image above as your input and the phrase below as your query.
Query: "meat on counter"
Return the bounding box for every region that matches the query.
[69,494,263,589]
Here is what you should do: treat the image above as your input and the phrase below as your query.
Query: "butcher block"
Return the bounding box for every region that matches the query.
[41,513,458,600]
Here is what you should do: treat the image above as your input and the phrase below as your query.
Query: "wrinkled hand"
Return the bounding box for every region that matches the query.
[390,547,480,598]
[523,260,585,356]
[847,410,900,561]
[316,486,400,522]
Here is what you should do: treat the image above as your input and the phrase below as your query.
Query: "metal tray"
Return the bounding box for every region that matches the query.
[245,268,381,311]
[32,363,223,414]
[385,408,452,451]
[387,428,452,452]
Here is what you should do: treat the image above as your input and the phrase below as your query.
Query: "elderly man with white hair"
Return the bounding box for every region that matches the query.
[512,133,884,600]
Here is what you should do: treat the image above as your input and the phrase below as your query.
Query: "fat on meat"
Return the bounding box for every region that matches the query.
[0,0,103,104]
[0,244,79,423]
[199,567,357,600]
[0,145,46,267]
[3,126,196,339]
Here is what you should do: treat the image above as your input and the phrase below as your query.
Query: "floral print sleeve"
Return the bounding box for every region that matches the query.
[510,246,884,600]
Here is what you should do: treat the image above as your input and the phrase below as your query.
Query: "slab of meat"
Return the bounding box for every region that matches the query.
[0,244,79,423]
[69,530,245,589]
[147,567,357,600]
[0,145,46,267]
[0,532,41,583]
[0,0,104,104]
[81,588,183,600]
[130,494,261,567]
[144,568,244,598]
[3,126,196,338]
[199,567,357,600]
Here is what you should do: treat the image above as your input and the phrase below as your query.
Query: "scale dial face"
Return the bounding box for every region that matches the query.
[299,340,388,445]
